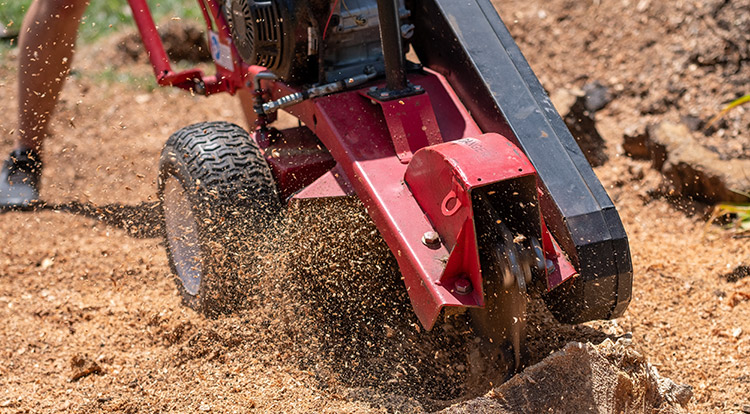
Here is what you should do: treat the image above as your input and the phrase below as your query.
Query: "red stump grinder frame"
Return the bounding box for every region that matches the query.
[127,0,633,372]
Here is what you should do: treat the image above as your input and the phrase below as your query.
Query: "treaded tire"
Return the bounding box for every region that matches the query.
[158,121,279,316]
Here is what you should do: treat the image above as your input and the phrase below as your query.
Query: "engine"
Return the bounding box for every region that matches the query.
[226,0,410,84]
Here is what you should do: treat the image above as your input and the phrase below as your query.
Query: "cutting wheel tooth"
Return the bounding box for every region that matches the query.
[470,219,528,376]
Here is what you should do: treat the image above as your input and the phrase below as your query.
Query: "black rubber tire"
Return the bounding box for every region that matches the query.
[158,121,279,316]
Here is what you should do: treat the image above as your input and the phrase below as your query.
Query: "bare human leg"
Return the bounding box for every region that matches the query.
[1,0,89,209]
[16,0,90,154]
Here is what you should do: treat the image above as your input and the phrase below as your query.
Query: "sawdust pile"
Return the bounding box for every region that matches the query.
[194,198,693,413]
[3,0,750,411]
[229,198,507,411]
[0,194,697,413]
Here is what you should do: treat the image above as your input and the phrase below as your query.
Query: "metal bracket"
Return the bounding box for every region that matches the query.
[364,86,442,163]
[366,83,425,101]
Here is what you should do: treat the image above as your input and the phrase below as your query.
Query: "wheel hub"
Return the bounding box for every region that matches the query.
[163,175,203,296]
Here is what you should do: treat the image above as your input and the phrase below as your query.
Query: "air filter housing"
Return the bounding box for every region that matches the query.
[227,0,316,82]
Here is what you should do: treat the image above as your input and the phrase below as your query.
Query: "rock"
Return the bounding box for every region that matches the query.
[441,339,691,414]
[623,121,750,202]
[70,354,103,382]
[583,81,612,113]
[648,122,750,202]
[721,265,750,283]
[680,114,703,132]
[732,327,743,339]
[655,372,693,407]
[551,88,608,167]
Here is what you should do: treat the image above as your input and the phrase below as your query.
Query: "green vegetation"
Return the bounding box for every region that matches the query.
[0,0,201,42]
[709,202,750,233]
[84,66,158,91]
[704,94,750,232]
[705,94,750,130]
[0,0,206,85]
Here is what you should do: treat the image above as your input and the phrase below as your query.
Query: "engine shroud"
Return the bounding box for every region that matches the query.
[227,0,312,82]
[227,0,408,84]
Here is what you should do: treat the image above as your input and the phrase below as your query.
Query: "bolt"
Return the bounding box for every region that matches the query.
[400,23,415,39]
[545,259,556,273]
[193,82,206,95]
[380,91,391,98]
[455,278,472,295]
[422,231,440,246]
[414,85,423,91]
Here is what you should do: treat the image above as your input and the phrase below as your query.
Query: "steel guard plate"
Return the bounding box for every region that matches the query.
[278,71,575,329]
[404,134,535,323]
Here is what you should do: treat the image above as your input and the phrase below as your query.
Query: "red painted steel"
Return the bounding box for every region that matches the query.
[366,92,443,163]
[540,213,577,290]
[128,0,579,328]
[405,134,538,310]
[275,71,575,327]
[256,127,337,200]
[127,0,171,81]
[274,72,528,327]
[542,225,578,290]
[126,0,245,94]
[292,164,355,200]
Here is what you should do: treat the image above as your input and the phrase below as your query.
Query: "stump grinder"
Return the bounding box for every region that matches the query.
[127,0,633,373]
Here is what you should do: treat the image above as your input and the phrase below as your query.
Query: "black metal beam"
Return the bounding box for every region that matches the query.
[409,0,632,323]
[376,0,407,91]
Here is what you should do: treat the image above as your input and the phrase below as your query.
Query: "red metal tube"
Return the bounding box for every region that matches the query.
[127,0,172,83]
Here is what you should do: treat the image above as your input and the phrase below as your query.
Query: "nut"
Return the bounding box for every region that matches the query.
[455,278,472,295]
[400,23,415,39]
[422,231,440,246]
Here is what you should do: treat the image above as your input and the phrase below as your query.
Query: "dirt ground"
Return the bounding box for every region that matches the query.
[1,0,749,412]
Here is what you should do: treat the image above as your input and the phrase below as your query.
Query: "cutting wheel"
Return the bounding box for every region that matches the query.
[470,222,533,374]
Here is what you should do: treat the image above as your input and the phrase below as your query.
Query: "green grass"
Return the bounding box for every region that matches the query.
[704,94,750,232]
[705,94,750,130]
[0,0,202,42]
[83,66,158,91]
[708,203,750,233]
[0,0,206,86]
